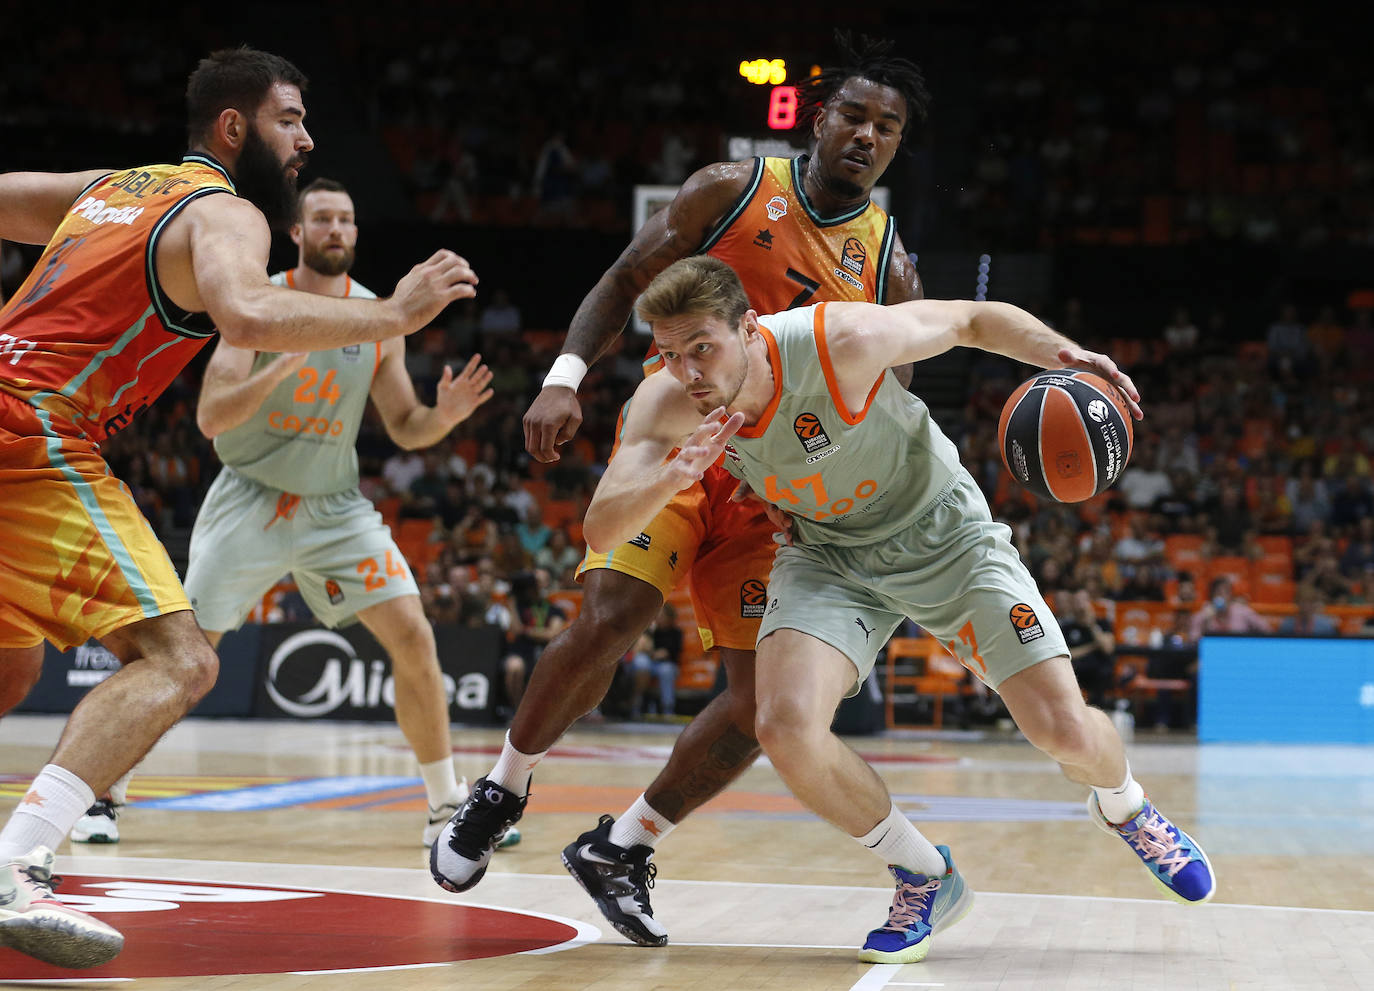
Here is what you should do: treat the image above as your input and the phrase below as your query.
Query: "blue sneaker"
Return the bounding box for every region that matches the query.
[1087,794,1216,903]
[857,845,974,964]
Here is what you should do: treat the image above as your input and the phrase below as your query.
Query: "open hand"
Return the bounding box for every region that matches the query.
[1057,346,1143,420]
[666,408,745,490]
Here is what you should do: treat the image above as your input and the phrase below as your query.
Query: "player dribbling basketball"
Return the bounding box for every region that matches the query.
[576,256,1214,964]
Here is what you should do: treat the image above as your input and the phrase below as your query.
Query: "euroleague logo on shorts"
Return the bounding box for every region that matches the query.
[793,412,832,454]
[1009,602,1045,644]
[740,579,768,618]
[325,580,345,605]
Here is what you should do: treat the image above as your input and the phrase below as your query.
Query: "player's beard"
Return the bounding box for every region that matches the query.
[694,341,751,415]
[236,124,305,230]
[302,239,354,277]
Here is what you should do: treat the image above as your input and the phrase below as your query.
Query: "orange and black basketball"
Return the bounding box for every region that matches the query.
[997,369,1133,503]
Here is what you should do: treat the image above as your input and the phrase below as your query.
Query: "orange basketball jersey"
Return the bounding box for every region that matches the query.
[0,154,235,441]
[643,156,896,373]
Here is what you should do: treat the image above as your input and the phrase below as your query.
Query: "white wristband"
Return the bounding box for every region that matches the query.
[542,353,588,391]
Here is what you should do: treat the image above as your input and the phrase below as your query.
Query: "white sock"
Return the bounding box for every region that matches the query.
[856,804,948,878]
[1093,763,1147,824]
[488,732,546,797]
[106,768,133,806]
[419,756,465,809]
[0,764,96,860]
[608,794,675,850]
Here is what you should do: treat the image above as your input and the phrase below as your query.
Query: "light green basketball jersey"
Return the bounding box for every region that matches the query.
[211,270,378,495]
[723,303,962,547]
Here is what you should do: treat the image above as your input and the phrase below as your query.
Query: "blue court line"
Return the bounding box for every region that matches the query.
[134,776,419,812]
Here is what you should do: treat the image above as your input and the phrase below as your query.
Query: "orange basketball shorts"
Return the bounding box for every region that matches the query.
[577,462,779,651]
[0,396,191,650]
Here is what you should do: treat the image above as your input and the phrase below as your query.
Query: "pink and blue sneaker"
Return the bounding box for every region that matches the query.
[858,845,974,964]
[1087,794,1216,903]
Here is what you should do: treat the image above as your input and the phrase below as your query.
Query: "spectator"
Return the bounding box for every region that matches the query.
[1056,588,1116,709]
[1117,440,1172,510]
[1189,576,1270,638]
[501,568,569,714]
[1204,483,1253,553]
[535,527,583,587]
[1162,306,1199,356]
[383,447,425,498]
[1340,516,1374,578]
[478,288,522,340]
[1266,302,1312,379]
[1278,585,1339,636]
[1287,467,1331,534]
[515,503,553,557]
[1329,474,1373,533]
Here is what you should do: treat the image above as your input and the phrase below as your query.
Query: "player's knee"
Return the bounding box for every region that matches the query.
[753,696,814,763]
[0,649,43,716]
[177,643,220,706]
[1021,703,1095,764]
[384,620,438,668]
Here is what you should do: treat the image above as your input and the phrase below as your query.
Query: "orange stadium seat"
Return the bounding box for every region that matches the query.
[1165,534,1206,573]
[883,636,971,731]
[1249,577,1295,604]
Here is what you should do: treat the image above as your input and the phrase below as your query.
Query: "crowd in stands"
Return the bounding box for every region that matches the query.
[5,7,1372,725]
[71,283,1373,726]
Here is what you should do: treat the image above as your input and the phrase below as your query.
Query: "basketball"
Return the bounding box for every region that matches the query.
[997,369,1133,503]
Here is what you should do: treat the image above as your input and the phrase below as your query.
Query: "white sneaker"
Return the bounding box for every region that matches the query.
[0,846,124,968]
[422,776,470,847]
[71,799,121,844]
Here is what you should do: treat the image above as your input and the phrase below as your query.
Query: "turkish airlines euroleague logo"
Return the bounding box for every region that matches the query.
[793,412,831,453]
[740,579,768,618]
[841,237,867,276]
[1009,603,1045,644]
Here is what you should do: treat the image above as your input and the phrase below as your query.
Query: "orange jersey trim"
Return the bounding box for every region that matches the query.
[735,324,784,439]
[813,303,883,425]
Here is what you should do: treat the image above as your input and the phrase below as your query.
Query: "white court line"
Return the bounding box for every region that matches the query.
[61,858,1374,918]
[849,963,946,990]
[291,962,449,976]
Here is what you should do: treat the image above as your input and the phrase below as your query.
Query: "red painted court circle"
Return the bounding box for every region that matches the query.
[0,872,584,980]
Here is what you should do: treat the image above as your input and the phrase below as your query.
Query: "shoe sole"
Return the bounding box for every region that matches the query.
[428,840,490,894]
[855,879,975,964]
[71,833,118,844]
[1085,796,1217,904]
[559,850,668,947]
[0,911,124,969]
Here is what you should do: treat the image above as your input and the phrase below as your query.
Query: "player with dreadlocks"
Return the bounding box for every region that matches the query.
[432,33,936,952]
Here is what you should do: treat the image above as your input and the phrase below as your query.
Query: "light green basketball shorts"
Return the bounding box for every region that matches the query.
[756,471,1067,695]
[184,467,419,632]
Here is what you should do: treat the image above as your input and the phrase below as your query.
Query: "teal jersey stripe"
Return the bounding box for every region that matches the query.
[31,407,160,616]
[697,158,765,253]
[101,336,182,415]
[791,157,870,227]
[55,305,156,400]
[875,218,896,304]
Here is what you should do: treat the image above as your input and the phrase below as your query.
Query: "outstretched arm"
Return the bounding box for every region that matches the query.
[371,340,493,450]
[0,170,112,245]
[523,161,755,462]
[167,194,477,352]
[582,375,743,552]
[825,299,1143,419]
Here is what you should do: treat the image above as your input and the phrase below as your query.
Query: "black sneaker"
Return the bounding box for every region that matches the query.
[561,815,668,946]
[429,776,527,893]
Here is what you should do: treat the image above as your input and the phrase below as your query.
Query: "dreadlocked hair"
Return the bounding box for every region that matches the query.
[795,31,931,137]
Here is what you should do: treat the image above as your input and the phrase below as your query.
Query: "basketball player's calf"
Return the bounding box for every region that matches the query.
[561,647,761,945]
[430,569,663,893]
[0,645,43,717]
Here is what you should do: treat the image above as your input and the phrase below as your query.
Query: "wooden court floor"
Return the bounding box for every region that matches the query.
[1,714,1371,990]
